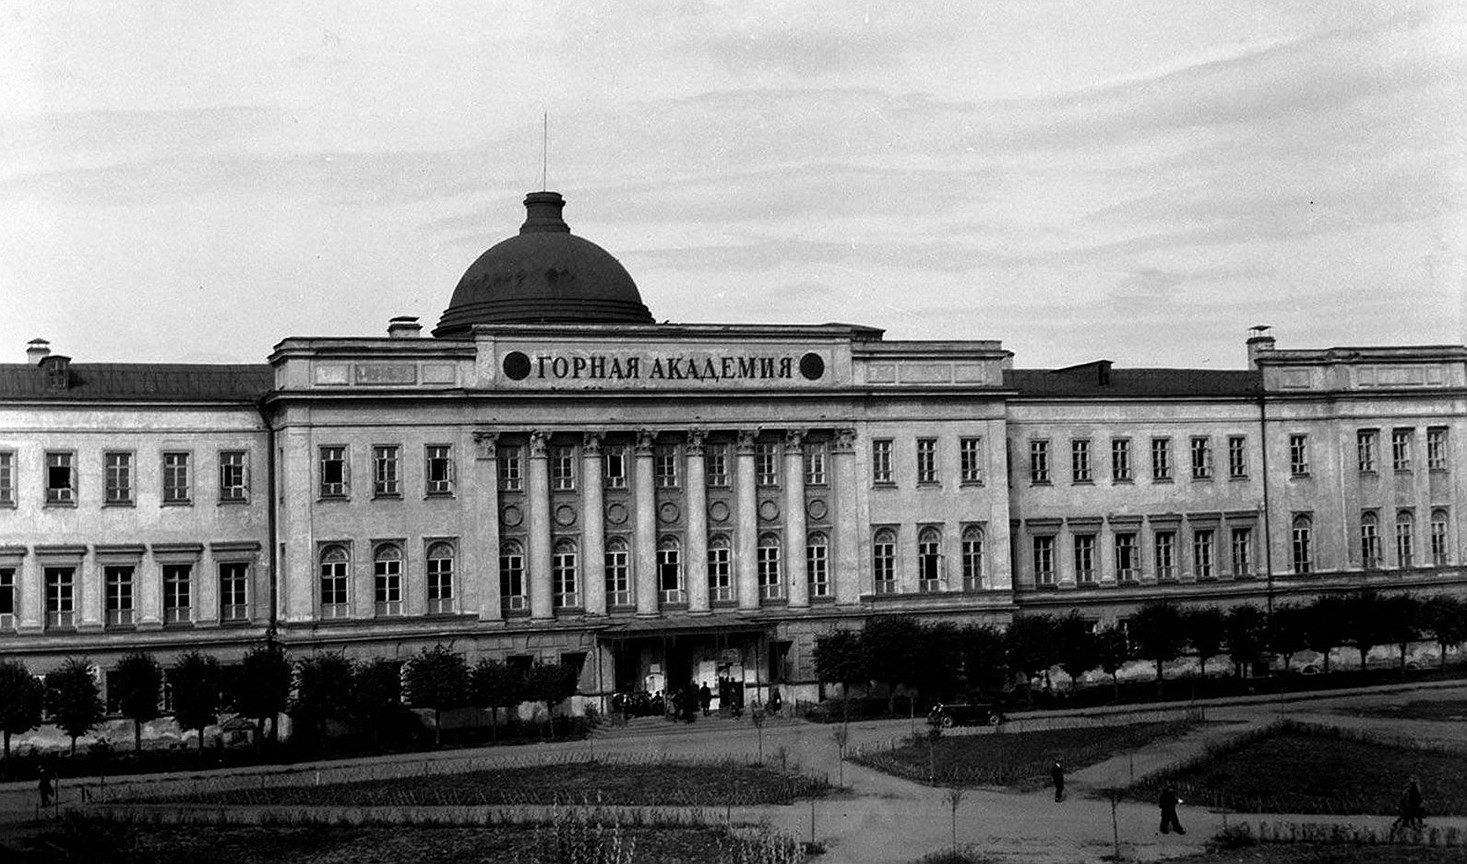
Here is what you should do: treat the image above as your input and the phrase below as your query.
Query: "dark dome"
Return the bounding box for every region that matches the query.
[434,192,653,336]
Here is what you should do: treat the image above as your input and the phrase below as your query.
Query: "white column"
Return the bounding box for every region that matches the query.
[832,429,860,604]
[685,429,710,613]
[473,431,502,621]
[634,430,659,616]
[528,430,554,620]
[279,427,315,624]
[137,550,163,629]
[78,552,103,631]
[17,555,42,632]
[735,430,760,610]
[784,429,809,608]
[582,432,607,616]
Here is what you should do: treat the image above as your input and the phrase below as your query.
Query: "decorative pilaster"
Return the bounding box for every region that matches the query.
[685,429,710,613]
[832,428,860,604]
[735,429,760,610]
[581,432,607,616]
[784,429,809,608]
[634,429,658,616]
[472,430,502,621]
[527,430,553,620]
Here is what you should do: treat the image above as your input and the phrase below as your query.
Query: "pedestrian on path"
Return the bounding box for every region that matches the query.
[38,766,54,809]
[1050,760,1065,802]
[1158,785,1185,835]
[698,683,712,717]
[1393,777,1425,831]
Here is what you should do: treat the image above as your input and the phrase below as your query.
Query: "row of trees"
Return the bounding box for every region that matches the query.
[0,642,584,769]
[814,591,1467,706]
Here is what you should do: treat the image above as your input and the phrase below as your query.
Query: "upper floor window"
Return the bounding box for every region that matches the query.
[319,446,348,499]
[498,446,523,492]
[425,445,455,496]
[704,444,729,488]
[1396,510,1415,568]
[916,439,938,485]
[757,533,783,599]
[606,537,632,606]
[1360,511,1381,569]
[1071,439,1092,483]
[1192,529,1215,579]
[373,445,401,497]
[550,445,576,491]
[105,451,134,505]
[1114,532,1138,582]
[807,532,830,598]
[1227,436,1247,479]
[45,566,75,629]
[918,526,943,591]
[959,437,983,484]
[872,528,896,594]
[961,525,984,590]
[706,534,732,603]
[427,542,455,613]
[804,442,827,485]
[754,443,779,486]
[871,440,893,485]
[603,445,628,489]
[553,538,580,608]
[1029,439,1050,484]
[0,567,16,630]
[1291,515,1312,574]
[219,451,248,503]
[319,545,350,618]
[1230,527,1253,577]
[162,452,192,504]
[105,565,135,627]
[1288,434,1309,477]
[46,451,76,505]
[1154,530,1176,581]
[1430,509,1450,566]
[1073,533,1096,584]
[163,564,191,624]
[658,537,685,603]
[499,540,526,612]
[1150,438,1171,482]
[1190,437,1213,480]
[373,545,403,616]
[1111,438,1132,482]
[220,561,250,622]
[1357,430,1378,473]
[0,452,13,506]
[1032,535,1055,586]
[1392,429,1413,471]
[655,444,680,488]
[1427,427,1448,470]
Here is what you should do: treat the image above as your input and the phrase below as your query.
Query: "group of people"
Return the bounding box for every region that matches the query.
[1051,759,1185,835]
[613,678,788,724]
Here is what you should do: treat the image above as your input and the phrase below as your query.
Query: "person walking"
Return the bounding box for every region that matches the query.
[769,688,783,717]
[1393,778,1425,831]
[38,766,54,809]
[1158,785,1185,835]
[1050,760,1065,802]
[698,682,712,717]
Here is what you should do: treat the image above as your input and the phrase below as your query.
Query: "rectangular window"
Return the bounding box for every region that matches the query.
[1427,427,1447,470]
[961,528,984,590]
[553,547,579,608]
[1227,436,1247,479]
[427,546,455,613]
[373,445,401,497]
[105,565,135,627]
[1292,517,1312,574]
[1154,531,1176,581]
[1071,439,1092,483]
[550,445,576,491]
[1150,438,1172,481]
[218,450,248,502]
[1192,529,1215,579]
[1230,528,1253,577]
[656,444,681,488]
[757,542,783,599]
[706,543,732,603]
[0,567,14,630]
[606,545,632,606]
[871,440,893,485]
[873,532,896,593]
[1357,430,1378,473]
[604,445,628,489]
[1361,514,1381,569]
[319,446,348,498]
[163,563,191,624]
[916,438,938,485]
[959,437,983,484]
[1032,536,1055,586]
[1392,429,1412,471]
[1288,434,1310,476]
[105,452,134,505]
[46,451,76,505]
[1396,512,1415,568]
[1190,437,1213,480]
[0,452,13,505]
[918,531,943,591]
[162,452,191,504]
[498,446,522,492]
[704,444,729,488]
[1111,439,1132,482]
[1431,512,1450,566]
[426,445,455,496]
[754,443,778,486]
[807,540,830,598]
[45,567,75,628]
[499,549,526,612]
[220,562,250,622]
[804,442,827,485]
[658,544,685,603]
[1073,534,1096,584]
[1030,439,1050,484]
[1114,532,1138,582]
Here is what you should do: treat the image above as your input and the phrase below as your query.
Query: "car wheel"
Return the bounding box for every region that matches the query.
[987,714,1003,726]
[940,716,955,728]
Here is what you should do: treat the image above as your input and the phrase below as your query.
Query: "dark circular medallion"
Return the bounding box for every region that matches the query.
[758,499,780,522]
[807,498,829,521]
[503,351,531,381]
[606,502,629,525]
[501,505,523,527]
[554,504,578,527]
[658,501,681,524]
[708,500,731,523]
[799,352,825,380]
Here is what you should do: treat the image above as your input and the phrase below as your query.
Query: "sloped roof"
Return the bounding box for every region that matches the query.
[0,363,273,402]
[1005,367,1261,399]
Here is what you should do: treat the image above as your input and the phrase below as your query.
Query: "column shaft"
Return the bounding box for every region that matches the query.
[528,431,554,620]
[735,431,759,610]
[784,430,809,608]
[634,431,658,616]
[473,431,502,621]
[832,429,860,604]
[685,430,710,613]
[582,433,607,615]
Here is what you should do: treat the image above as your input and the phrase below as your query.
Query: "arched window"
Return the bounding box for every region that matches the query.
[553,538,580,608]
[918,526,943,592]
[873,528,896,594]
[500,540,526,612]
[1430,509,1450,566]
[806,532,829,599]
[1396,510,1415,568]
[657,537,684,603]
[319,544,350,618]
[708,534,733,602]
[758,533,783,600]
[1291,515,1312,575]
[605,537,631,606]
[373,543,403,616]
[961,525,984,591]
[1360,512,1380,569]
[426,542,455,613]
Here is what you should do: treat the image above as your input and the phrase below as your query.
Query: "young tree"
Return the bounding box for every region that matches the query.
[1184,606,1227,679]
[1004,614,1059,700]
[0,659,44,771]
[170,650,223,761]
[471,659,524,739]
[352,658,403,750]
[403,644,470,746]
[1224,604,1267,678]
[44,657,104,756]
[292,653,355,752]
[1054,612,1097,690]
[1268,603,1312,671]
[814,629,869,709]
[1129,601,1186,693]
[1421,595,1467,671]
[1339,591,1389,671]
[957,624,1008,696]
[112,651,163,756]
[525,662,579,735]
[1378,593,1421,672]
[233,643,292,749]
[1092,625,1131,700]
[914,622,966,701]
[1303,595,1350,673]
[862,616,926,712]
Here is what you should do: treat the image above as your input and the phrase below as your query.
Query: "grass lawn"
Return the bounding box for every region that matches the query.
[1350,699,1467,722]
[853,720,1195,788]
[149,760,829,807]
[1136,721,1467,815]
[1163,845,1467,864]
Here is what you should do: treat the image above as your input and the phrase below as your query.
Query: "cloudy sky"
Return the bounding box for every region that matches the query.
[3,1,1464,368]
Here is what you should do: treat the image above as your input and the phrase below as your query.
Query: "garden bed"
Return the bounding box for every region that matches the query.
[1347,699,1467,722]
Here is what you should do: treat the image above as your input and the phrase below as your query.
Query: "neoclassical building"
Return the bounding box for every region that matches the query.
[2,191,1463,707]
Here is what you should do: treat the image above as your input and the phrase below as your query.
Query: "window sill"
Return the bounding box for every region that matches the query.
[1394,469,1414,476]
[1151,477,1173,484]
[103,501,136,508]
[317,496,351,503]
[372,493,403,501]
[916,481,941,489]
[1290,473,1311,480]
[1033,583,1058,591]
[1030,480,1052,487]
[1190,476,1213,483]
[1429,467,1448,474]
[44,501,78,509]
[958,480,984,488]
[217,499,249,506]
[503,608,531,619]
[1072,478,1094,485]
[1112,478,1134,485]
[161,500,194,507]
[218,619,254,628]
[425,493,456,500]
[554,606,585,615]
[1228,475,1249,482]
[810,594,835,604]
[871,482,896,489]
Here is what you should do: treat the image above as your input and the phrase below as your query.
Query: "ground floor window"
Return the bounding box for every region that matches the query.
[961,525,984,590]
[427,542,455,613]
[320,545,350,618]
[220,562,250,621]
[873,529,896,594]
[104,565,135,627]
[373,544,403,617]
[500,540,527,612]
[163,563,191,623]
[1032,536,1055,586]
[45,566,75,628]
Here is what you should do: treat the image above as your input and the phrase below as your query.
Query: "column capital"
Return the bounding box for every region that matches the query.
[473,429,500,461]
[832,428,858,454]
[583,430,604,457]
[528,429,549,458]
[735,428,760,454]
[686,427,707,456]
[784,428,806,454]
[635,428,657,455]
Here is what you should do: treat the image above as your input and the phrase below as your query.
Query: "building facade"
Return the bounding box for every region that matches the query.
[2,191,1464,707]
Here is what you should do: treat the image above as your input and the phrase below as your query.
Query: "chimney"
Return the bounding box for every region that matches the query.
[387,316,422,339]
[1246,325,1276,369]
[26,338,50,365]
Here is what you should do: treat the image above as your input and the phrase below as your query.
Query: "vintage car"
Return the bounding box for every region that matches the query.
[927,701,1008,727]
